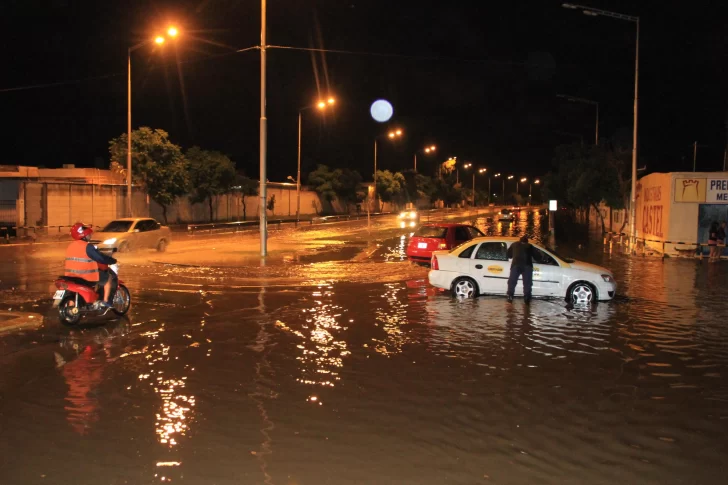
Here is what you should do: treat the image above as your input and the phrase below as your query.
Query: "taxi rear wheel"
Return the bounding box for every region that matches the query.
[452,277,478,299]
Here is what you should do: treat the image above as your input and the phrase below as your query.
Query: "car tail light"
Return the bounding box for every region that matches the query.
[431,255,439,270]
[438,241,447,249]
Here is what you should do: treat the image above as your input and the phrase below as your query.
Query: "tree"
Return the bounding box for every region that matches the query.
[186,147,237,222]
[235,174,258,221]
[544,142,623,232]
[401,169,434,206]
[375,170,406,207]
[266,194,276,216]
[431,174,463,207]
[332,168,364,213]
[109,127,189,224]
[308,165,337,208]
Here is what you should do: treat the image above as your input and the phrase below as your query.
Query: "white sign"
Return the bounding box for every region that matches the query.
[549,200,558,211]
[706,179,728,203]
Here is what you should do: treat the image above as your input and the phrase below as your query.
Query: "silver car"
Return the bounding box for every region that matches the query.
[91,217,171,253]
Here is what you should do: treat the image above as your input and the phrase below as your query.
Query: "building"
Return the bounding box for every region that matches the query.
[591,171,728,256]
[0,165,145,237]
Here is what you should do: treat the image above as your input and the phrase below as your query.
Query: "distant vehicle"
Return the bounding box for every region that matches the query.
[91,217,171,253]
[498,209,514,221]
[398,210,420,228]
[428,237,617,303]
[406,224,484,264]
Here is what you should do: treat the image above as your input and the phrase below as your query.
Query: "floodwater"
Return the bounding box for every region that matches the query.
[1,210,727,484]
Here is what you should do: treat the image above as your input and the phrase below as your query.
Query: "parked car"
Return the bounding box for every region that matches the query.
[428,236,617,303]
[91,217,171,253]
[406,224,484,264]
[398,210,420,228]
[498,208,514,221]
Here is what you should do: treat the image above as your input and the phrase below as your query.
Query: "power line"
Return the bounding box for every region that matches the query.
[267,44,524,66]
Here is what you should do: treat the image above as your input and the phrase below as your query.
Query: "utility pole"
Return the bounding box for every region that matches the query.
[259,0,268,257]
[693,141,698,172]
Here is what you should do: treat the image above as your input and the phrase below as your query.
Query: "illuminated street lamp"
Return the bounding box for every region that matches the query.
[127,26,180,217]
[506,175,514,204]
[414,144,436,172]
[297,96,336,221]
[372,128,404,217]
[529,179,540,203]
[563,2,639,247]
[517,177,527,199]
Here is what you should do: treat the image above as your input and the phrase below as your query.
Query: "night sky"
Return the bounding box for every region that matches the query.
[1,0,726,182]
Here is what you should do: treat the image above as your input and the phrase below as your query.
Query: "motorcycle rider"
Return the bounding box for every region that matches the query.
[65,222,118,309]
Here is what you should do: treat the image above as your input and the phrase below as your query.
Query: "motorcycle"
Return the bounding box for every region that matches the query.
[52,263,131,325]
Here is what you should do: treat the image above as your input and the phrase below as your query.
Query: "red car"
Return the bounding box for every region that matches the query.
[406,223,484,264]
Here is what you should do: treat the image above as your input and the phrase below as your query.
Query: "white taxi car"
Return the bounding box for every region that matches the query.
[428,237,616,303]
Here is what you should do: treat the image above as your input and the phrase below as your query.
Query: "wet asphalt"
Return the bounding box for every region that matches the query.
[1,210,727,484]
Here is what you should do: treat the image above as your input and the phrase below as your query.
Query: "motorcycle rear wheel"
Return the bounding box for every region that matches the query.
[59,294,84,326]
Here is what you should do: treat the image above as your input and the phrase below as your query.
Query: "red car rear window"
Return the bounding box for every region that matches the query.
[415,226,448,238]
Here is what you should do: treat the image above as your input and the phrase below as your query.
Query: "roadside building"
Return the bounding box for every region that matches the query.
[591,171,728,256]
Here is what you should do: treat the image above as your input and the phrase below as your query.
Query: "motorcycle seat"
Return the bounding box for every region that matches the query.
[57,276,99,288]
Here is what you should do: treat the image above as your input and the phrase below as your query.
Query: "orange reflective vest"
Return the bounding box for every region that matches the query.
[64,240,99,282]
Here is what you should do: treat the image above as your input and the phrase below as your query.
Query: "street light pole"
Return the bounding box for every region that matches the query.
[562,3,639,249]
[296,110,302,221]
[296,98,335,222]
[127,49,132,218]
[259,0,268,257]
[126,30,177,219]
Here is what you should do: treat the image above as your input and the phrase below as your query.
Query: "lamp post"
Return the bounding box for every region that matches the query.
[529,179,540,204]
[260,0,268,256]
[563,2,639,248]
[127,26,179,218]
[297,97,335,221]
[475,168,487,207]
[371,128,403,217]
[463,163,473,206]
[518,177,527,200]
[414,145,436,172]
[493,173,501,205]
[506,175,514,204]
[556,94,599,145]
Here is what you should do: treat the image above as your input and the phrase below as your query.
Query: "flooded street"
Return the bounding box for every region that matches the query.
[1,211,727,484]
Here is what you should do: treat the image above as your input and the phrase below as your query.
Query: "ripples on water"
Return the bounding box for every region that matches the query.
[1,211,727,484]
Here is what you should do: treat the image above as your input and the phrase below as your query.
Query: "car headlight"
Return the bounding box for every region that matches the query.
[399,212,406,219]
[601,274,614,283]
[102,238,117,245]
[409,211,417,219]
[409,221,416,228]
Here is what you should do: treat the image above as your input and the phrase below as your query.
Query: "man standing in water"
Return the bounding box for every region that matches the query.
[506,236,534,303]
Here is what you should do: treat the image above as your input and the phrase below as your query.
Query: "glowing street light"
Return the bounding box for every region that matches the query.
[415,144,436,172]
[372,128,404,219]
[529,179,541,202]
[127,25,181,217]
[297,96,336,221]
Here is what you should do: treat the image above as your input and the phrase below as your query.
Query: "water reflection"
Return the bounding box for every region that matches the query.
[137,322,196,449]
[372,283,410,356]
[57,320,130,435]
[277,285,351,389]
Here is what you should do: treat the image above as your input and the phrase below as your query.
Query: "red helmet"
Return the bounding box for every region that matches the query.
[70,222,93,240]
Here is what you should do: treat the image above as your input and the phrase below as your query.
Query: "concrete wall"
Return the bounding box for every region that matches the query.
[150,186,400,224]
[17,182,147,235]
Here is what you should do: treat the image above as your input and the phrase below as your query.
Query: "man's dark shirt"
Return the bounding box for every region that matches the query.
[86,244,116,265]
[507,241,534,267]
